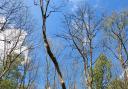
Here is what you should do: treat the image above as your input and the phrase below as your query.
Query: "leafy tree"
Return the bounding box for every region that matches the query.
[0,79,16,89]
[107,78,128,89]
[2,53,23,79]
[93,54,111,89]
[0,53,25,89]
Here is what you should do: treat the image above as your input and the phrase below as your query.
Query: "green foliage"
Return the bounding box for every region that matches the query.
[0,53,25,89]
[93,54,111,89]
[0,79,16,89]
[107,79,128,89]
[4,53,24,69]
[2,53,24,81]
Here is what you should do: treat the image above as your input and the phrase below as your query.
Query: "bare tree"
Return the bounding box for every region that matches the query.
[36,0,66,89]
[58,3,103,89]
[0,0,38,89]
[103,11,128,80]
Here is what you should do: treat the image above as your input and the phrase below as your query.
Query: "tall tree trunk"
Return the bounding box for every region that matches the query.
[39,0,66,89]
[89,40,93,89]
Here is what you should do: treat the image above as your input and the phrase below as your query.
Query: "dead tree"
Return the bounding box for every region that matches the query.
[39,0,66,89]
[59,4,103,89]
[103,11,128,80]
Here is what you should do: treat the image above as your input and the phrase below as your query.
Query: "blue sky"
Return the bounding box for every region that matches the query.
[24,0,128,89]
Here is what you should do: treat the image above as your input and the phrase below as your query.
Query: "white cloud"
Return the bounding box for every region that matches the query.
[68,0,83,11]
[69,0,82,3]
[0,17,29,65]
[69,0,101,11]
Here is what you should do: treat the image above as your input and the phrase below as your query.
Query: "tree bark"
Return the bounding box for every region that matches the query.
[40,0,66,89]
